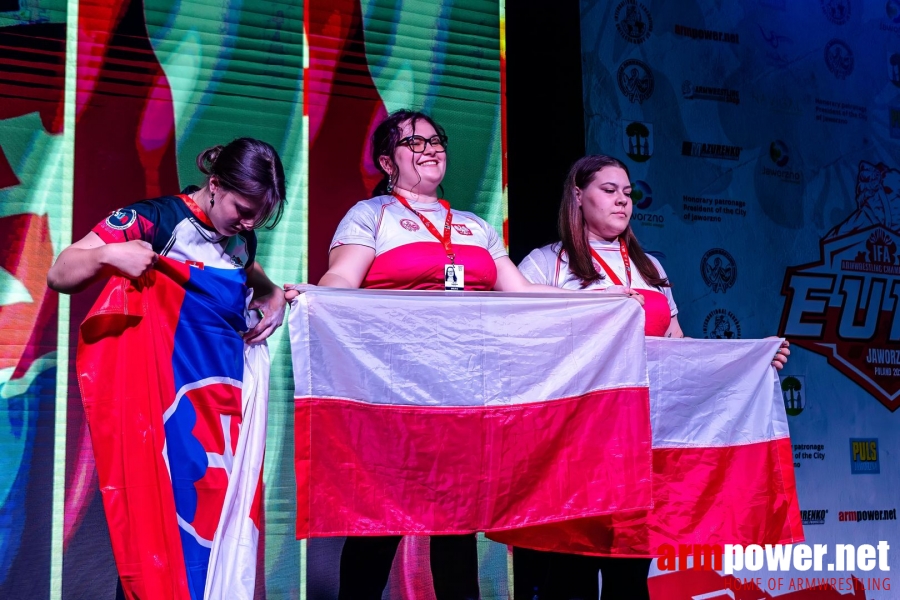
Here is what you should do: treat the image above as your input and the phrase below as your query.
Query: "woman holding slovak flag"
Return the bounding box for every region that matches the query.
[514,154,791,599]
[48,138,287,600]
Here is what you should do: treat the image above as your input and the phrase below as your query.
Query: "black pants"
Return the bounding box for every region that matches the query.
[513,548,651,600]
[338,534,480,600]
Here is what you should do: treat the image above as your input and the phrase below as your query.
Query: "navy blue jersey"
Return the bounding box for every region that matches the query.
[92,188,257,270]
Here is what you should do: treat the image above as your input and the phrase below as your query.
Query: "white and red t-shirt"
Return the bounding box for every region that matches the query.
[519,240,678,336]
[331,194,507,290]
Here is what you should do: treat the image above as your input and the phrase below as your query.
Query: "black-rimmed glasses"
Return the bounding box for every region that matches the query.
[398,134,448,153]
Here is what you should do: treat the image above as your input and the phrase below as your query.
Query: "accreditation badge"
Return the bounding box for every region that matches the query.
[444,264,464,291]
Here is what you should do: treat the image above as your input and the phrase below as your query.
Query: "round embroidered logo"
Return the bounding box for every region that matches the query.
[400,219,420,232]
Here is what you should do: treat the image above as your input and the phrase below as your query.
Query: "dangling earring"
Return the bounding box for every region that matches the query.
[210,192,215,207]
[386,179,393,193]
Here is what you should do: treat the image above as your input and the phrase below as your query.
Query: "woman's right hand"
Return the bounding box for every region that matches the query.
[602,285,646,306]
[102,240,159,279]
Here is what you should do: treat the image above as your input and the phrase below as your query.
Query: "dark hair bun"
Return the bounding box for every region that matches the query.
[196,145,225,176]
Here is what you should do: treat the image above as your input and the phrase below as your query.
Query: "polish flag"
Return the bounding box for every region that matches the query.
[488,338,803,554]
[288,289,653,537]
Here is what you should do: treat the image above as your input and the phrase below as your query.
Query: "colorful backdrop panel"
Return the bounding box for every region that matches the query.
[579,0,899,597]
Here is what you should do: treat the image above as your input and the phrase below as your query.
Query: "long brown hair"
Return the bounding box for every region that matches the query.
[558,155,669,288]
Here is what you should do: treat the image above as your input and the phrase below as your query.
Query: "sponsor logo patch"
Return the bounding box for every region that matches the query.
[850,438,880,474]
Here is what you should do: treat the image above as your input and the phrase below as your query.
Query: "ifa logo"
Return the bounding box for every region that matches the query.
[164,378,243,547]
[780,161,900,411]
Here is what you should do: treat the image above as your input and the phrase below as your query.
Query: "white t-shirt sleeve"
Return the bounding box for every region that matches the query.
[518,247,552,284]
[330,201,378,250]
[478,216,508,260]
[649,255,678,316]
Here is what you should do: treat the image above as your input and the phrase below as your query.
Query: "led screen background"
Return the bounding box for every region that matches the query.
[0,0,507,597]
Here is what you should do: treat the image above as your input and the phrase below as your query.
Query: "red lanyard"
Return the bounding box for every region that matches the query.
[589,239,631,288]
[393,193,455,263]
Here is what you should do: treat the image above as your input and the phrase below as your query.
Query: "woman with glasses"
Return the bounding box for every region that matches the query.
[514,154,789,599]
[313,109,563,600]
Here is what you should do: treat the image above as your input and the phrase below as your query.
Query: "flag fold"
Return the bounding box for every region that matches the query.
[77,257,267,600]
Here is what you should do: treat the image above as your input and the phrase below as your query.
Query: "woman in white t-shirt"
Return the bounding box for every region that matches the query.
[515,154,789,599]
[307,109,565,600]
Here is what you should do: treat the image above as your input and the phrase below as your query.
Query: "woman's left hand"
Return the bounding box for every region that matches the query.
[244,287,287,344]
[772,339,790,370]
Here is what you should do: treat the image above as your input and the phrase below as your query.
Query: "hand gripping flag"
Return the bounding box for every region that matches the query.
[288,288,653,537]
[77,256,268,600]
[488,338,804,555]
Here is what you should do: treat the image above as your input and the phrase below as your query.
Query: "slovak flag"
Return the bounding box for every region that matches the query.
[77,257,268,600]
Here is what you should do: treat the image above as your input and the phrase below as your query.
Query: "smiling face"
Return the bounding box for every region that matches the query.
[208,177,262,235]
[577,166,633,241]
[381,118,447,197]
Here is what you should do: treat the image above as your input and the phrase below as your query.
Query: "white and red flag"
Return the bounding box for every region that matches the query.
[489,337,803,554]
[288,289,802,552]
[288,289,653,537]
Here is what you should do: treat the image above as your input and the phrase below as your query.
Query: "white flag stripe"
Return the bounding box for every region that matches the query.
[203,341,269,600]
[290,289,649,407]
[647,338,788,448]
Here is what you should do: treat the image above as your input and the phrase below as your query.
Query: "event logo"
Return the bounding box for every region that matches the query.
[622,120,653,162]
[701,248,737,293]
[883,1,900,32]
[703,309,741,339]
[770,140,789,167]
[682,81,740,104]
[617,59,654,104]
[839,508,896,522]
[105,208,137,230]
[889,0,900,22]
[821,0,851,25]
[632,180,653,209]
[824,39,854,79]
[452,224,473,236]
[615,0,652,44]
[779,161,900,411]
[801,509,827,525]
[674,24,739,43]
[763,140,803,184]
[781,375,805,416]
[400,218,420,232]
[850,438,880,474]
[758,26,793,68]
[890,54,900,88]
[631,181,663,228]
[681,141,742,160]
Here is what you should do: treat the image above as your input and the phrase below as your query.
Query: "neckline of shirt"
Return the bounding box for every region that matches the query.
[589,238,621,251]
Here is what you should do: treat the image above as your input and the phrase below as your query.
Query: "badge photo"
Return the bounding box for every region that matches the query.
[444,264,464,291]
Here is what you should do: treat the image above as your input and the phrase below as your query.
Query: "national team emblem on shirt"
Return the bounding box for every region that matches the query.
[105,208,137,230]
[400,218,420,232]
[452,224,473,236]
